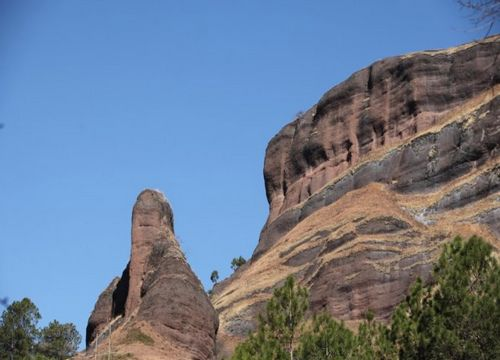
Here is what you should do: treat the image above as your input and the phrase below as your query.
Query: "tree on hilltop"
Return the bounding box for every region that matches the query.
[210,270,219,285]
[231,256,247,271]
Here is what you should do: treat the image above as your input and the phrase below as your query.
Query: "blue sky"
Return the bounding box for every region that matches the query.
[0,0,494,349]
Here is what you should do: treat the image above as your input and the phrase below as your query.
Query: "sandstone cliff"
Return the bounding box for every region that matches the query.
[84,190,218,360]
[82,36,499,360]
[212,36,500,358]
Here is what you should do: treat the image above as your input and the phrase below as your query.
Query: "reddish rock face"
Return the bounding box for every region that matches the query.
[85,190,218,360]
[212,36,500,358]
[84,36,499,360]
[258,36,500,258]
[126,190,174,317]
[86,277,119,346]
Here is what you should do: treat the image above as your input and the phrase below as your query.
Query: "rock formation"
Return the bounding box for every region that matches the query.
[84,190,218,360]
[211,36,500,358]
[83,36,499,360]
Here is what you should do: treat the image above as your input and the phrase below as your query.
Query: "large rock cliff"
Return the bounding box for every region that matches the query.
[211,36,500,358]
[82,36,499,360]
[84,190,218,360]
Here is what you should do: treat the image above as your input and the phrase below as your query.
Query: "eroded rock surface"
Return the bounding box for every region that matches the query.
[85,190,218,360]
[83,37,499,360]
[212,36,500,358]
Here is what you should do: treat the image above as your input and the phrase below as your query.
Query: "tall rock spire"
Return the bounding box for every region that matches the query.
[85,189,218,359]
[125,189,174,316]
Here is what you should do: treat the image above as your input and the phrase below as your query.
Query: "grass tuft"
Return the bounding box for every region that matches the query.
[121,328,155,346]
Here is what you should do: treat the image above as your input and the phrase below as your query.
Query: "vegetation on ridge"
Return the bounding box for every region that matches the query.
[210,270,219,285]
[232,235,500,359]
[231,256,247,271]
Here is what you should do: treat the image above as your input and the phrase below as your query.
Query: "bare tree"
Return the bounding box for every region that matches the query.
[457,0,500,36]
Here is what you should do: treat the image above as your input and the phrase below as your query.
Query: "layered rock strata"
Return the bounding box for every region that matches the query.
[212,36,500,358]
[85,190,218,360]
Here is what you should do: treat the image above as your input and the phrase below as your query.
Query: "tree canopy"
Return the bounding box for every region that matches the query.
[38,320,81,359]
[0,298,40,359]
[0,298,81,360]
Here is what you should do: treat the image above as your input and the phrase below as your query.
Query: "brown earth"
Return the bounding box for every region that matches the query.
[211,35,500,358]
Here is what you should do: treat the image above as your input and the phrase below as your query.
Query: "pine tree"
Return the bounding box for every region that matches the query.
[233,236,499,359]
[297,313,356,360]
[0,298,41,359]
[390,235,500,359]
[355,311,397,360]
[0,298,82,360]
[232,276,308,360]
[37,320,81,359]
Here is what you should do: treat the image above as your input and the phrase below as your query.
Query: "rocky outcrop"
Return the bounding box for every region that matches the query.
[85,190,218,360]
[212,36,500,358]
[82,37,499,360]
[86,277,120,346]
[258,36,500,258]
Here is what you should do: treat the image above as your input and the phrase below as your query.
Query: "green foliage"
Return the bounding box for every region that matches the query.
[232,328,288,360]
[390,235,500,359]
[232,235,499,360]
[355,311,397,360]
[0,298,81,360]
[231,256,247,271]
[33,355,53,360]
[210,270,219,285]
[297,313,356,360]
[38,320,81,359]
[0,297,41,359]
[232,276,308,360]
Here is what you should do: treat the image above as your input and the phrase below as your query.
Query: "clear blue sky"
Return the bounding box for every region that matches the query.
[0,0,494,348]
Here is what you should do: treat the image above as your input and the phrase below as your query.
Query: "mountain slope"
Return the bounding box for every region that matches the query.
[211,35,500,358]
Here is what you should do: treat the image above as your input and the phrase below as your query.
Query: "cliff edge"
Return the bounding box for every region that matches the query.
[212,35,500,358]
